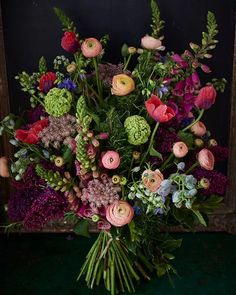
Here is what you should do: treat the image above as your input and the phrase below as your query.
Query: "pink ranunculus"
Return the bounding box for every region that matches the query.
[171,54,188,68]
[141,35,162,50]
[172,80,185,97]
[197,148,215,170]
[201,64,211,73]
[97,220,111,231]
[145,94,175,122]
[194,85,216,109]
[98,132,109,140]
[142,169,164,192]
[191,72,201,88]
[184,76,194,93]
[61,31,79,53]
[0,157,9,178]
[101,151,120,169]
[81,38,102,58]
[106,201,134,227]
[172,142,188,158]
[190,121,207,137]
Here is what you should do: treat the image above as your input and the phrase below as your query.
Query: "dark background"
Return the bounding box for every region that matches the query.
[1,0,235,147]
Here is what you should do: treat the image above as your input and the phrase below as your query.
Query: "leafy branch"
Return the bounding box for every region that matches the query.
[150,0,165,39]
[54,7,76,32]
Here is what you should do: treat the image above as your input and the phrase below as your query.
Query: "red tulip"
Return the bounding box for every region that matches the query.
[145,94,175,122]
[194,85,216,109]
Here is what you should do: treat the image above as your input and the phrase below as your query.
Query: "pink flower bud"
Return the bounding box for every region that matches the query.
[190,121,207,137]
[97,220,111,231]
[98,132,109,140]
[0,157,9,178]
[191,72,201,88]
[197,148,215,170]
[106,201,134,227]
[142,169,164,192]
[194,85,216,109]
[173,142,188,158]
[81,38,102,58]
[201,64,211,73]
[141,35,162,50]
[102,151,120,169]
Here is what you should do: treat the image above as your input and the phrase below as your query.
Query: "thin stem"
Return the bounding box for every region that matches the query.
[123,54,132,71]
[93,57,104,106]
[159,153,175,171]
[185,162,199,174]
[140,122,159,167]
[182,109,204,132]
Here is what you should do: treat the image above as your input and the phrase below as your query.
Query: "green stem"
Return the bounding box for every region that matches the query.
[127,158,134,180]
[123,54,132,71]
[159,153,175,171]
[182,109,204,132]
[93,57,103,106]
[185,162,199,174]
[140,122,159,167]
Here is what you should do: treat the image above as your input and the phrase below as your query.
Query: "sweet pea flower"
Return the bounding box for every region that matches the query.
[172,142,188,158]
[141,35,163,50]
[142,169,164,192]
[81,38,102,58]
[197,148,215,170]
[106,200,134,227]
[145,94,175,122]
[194,85,216,109]
[190,121,207,137]
[111,74,135,96]
[0,157,9,178]
[101,151,120,169]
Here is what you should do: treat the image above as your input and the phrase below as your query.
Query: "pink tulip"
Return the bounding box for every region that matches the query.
[141,35,162,50]
[142,169,164,192]
[197,148,215,170]
[0,157,9,178]
[172,142,188,158]
[190,121,207,137]
[194,85,216,109]
[81,38,102,58]
[106,201,134,227]
[145,94,175,122]
[101,151,120,169]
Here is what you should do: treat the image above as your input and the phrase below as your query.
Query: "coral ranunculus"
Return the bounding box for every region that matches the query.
[194,85,216,109]
[190,121,207,137]
[0,157,10,178]
[81,38,102,58]
[197,148,215,170]
[106,201,134,227]
[111,74,135,96]
[173,141,189,158]
[142,169,164,192]
[61,31,79,53]
[145,94,175,122]
[141,35,162,50]
[39,72,57,93]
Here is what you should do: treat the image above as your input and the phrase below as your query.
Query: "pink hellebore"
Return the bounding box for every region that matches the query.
[145,94,175,122]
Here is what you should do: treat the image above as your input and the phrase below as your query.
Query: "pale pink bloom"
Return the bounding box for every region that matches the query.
[81,38,102,58]
[190,121,207,137]
[173,142,188,158]
[106,201,134,227]
[197,149,215,170]
[101,151,120,169]
[141,35,162,50]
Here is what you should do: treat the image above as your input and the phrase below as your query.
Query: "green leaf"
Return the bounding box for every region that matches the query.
[39,56,47,74]
[162,239,182,252]
[149,145,163,160]
[156,265,166,277]
[74,219,90,237]
[63,146,73,164]
[53,7,76,31]
[191,209,207,227]
[177,130,194,149]
[128,220,136,242]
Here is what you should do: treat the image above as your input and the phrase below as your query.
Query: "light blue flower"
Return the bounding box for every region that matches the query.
[172,191,181,203]
[185,175,197,189]
[187,188,197,197]
[177,162,185,171]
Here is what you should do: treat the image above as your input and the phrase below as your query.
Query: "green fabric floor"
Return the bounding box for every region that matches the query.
[0,233,236,295]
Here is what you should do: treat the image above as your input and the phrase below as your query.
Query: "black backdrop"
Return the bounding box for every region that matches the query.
[1,0,235,147]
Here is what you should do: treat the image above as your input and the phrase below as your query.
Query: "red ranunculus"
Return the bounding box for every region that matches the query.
[194,85,216,109]
[145,94,175,122]
[15,118,48,144]
[39,72,57,93]
[61,31,79,53]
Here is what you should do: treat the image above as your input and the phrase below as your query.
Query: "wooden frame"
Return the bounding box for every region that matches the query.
[0,5,235,233]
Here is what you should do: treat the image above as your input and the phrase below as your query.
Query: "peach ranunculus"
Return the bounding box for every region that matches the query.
[111,74,135,96]
[106,200,134,227]
[145,94,175,122]
[81,38,102,58]
[142,169,164,192]
[0,157,10,178]
[190,121,207,137]
[197,148,215,170]
[172,142,189,158]
[141,35,163,50]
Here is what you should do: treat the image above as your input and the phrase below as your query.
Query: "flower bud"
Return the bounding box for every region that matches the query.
[128,47,137,54]
[197,149,215,170]
[194,138,204,147]
[208,139,218,147]
[54,156,64,167]
[67,62,77,73]
[199,178,210,189]
[132,151,141,160]
[112,175,120,184]
[191,121,207,137]
[92,215,100,222]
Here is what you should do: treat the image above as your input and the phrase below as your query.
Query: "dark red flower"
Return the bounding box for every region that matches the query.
[194,85,216,109]
[39,72,57,93]
[61,31,79,53]
[15,118,48,144]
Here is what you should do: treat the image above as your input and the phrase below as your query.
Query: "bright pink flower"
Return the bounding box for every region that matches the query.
[197,148,215,170]
[190,121,207,137]
[171,54,188,68]
[106,201,134,227]
[81,38,102,58]
[194,85,216,109]
[172,81,185,96]
[201,64,211,73]
[101,151,120,169]
[184,76,194,93]
[61,31,79,53]
[39,72,57,93]
[145,94,175,122]
[191,72,201,88]
[172,142,188,158]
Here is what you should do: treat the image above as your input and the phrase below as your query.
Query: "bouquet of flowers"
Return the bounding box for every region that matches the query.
[0,1,228,294]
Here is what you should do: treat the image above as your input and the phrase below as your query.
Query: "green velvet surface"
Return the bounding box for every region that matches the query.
[0,233,236,294]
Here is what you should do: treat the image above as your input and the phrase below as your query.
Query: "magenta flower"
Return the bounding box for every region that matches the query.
[172,81,185,96]
[171,54,188,68]
[191,72,201,88]
[184,76,194,93]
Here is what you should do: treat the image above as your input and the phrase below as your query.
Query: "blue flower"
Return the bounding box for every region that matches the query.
[154,208,164,215]
[158,86,169,98]
[133,205,142,215]
[185,175,197,189]
[172,191,181,203]
[177,162,185,171]
[58,78,77,91]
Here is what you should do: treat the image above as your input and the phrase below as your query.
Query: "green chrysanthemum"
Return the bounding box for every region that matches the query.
[124,115,151,145]
[44,88,72,117]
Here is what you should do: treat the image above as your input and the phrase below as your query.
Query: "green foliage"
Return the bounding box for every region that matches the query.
[64,212,79,224]
[100,34,110,47]
[211,78,227,93]
[74,219,90,237]
[38,56,47,74]
[53,7,76,32]
[150,0,165,39]
[193,195,223,214]
[2,222,22,235]
[177,130,194,149]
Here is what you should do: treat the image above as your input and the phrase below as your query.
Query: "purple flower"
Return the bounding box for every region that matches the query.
[58,78,77,91]
[172,80,185,97]
[171,54,189,68]
[158,86,169,98]
[184,76,194,93]
[191,72,201,88]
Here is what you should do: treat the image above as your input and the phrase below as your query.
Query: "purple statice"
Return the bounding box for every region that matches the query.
[58,78,77,91]
[193,168,228,196]
[81,174,121,213]
[23,188,67,231]
[98,63,130,87]
[209,146,229,162]
[26,105,46,124]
